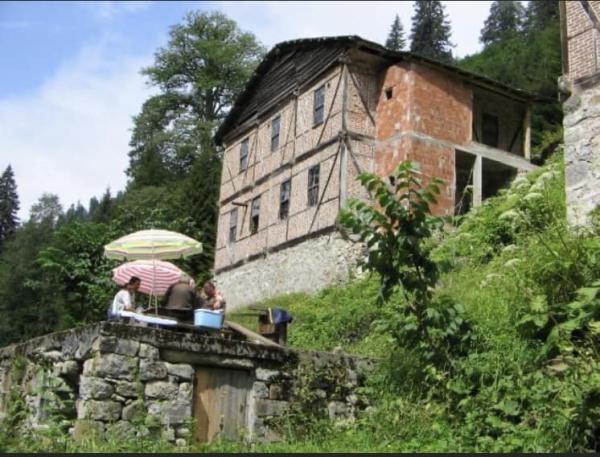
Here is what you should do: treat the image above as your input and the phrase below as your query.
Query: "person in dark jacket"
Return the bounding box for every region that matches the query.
[162,274,202,312]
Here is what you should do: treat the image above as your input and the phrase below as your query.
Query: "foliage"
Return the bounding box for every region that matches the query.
[480,1,525,45]
[36,221,120,329]
[29,193,63,227]
[127,10,264,185]
[385,14,406,51]
[338,160,444,303]
[338,160,472,379]
[459,2,562,149]
[409,0,453,62]
[0,164,20,249]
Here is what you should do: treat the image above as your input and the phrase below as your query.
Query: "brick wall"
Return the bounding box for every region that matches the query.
[565,0,600,82]
[374,62,471,216]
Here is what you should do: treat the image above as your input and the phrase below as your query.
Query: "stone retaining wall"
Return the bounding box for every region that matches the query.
[563,80,600,227]
[0,322,374,445]
[215,231,366,310]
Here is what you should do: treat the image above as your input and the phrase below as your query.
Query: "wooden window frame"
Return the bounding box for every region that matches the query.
[271,115,281,152]
[313,85,325,126]
[228,208,238,244]
[279,179,291,220]
[240,138,249,172]
[307,164,320,207]
[250,196,260,234]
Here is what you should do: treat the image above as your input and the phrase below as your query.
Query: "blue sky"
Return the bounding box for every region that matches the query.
[0,1,495,220]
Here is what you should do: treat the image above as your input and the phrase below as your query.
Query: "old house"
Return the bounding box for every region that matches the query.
[559,0,600,226]
[213,36,540,309]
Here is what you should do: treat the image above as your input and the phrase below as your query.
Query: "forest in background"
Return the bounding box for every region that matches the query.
[0,0,562,346]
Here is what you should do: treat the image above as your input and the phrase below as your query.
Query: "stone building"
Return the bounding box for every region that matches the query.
[559,0,600,226]
[214,36,539,309]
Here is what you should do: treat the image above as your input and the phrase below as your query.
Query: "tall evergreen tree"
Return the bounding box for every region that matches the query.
[127,11,264,280]
[410,0,454,62]
[127,11,265,187]
[29,193,63,227]
[524,0,559,33]
[0,165,20,247]
[386,14,407,51]
[480,1,525,45]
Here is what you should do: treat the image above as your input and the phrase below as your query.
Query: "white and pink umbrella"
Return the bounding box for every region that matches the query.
[112,259,186,296]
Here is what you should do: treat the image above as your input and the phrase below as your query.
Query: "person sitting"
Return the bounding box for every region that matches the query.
[161,274,201,321]
[200,281,226,312]
[109,276,141,322]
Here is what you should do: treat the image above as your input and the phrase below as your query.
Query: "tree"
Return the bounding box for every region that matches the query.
[410,0,453,62]
[29,193,63,227]
[127,11,265,186]
[386,14,406,51]
[524,0,559,33]
[480,1,525,45]
[0,165,20,248]
[460,5,562,149]
[337,161,471,369]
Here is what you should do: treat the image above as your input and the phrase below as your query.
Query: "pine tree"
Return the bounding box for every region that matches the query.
[0,165,20,247]
[480,1,525,45]
[385,14,406,51]
[410,0,454,62]
[524,0,559,33]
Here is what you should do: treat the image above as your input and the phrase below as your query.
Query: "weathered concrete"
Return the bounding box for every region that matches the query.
[563,81,600,227]
[215,231,366,310]
[0,322,374,445]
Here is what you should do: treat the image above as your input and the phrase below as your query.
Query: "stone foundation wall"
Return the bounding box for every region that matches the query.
[563,80,600,227]
[0,322,374,446]
[215,231,366,310]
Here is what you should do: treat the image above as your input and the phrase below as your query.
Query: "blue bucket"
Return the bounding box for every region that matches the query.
[194,309,224,329]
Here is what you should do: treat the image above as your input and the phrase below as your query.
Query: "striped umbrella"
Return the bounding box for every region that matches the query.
[105,229,202,311]
[104,229,203,261]
[112,260,186,296]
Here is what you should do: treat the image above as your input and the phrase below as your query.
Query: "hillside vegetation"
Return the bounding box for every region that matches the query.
[4,150,597,453]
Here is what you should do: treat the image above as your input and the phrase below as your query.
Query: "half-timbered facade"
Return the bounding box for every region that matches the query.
[214,36,539,309]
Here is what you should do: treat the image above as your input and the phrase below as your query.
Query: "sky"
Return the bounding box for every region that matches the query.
[0,0,496,221]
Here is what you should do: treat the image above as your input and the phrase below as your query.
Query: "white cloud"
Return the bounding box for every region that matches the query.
[0,37,154,221]
[215,1,493,58]
[86,1,152,21]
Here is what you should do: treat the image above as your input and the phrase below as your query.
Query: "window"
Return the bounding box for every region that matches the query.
[313,85,325,126]
[228,208,238,243]
[307,165,320,207]
[250,196,260,234]
[240,138,249,172]
[481,113,499,148]
[271,115,281,152]
[279,179,291,220]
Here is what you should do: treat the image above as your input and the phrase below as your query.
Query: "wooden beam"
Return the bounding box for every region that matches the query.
[473,154,483,207]
[523,105,532,161]
[223,320,283,348]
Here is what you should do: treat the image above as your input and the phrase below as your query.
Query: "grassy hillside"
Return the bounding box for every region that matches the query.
[2,151,599,453]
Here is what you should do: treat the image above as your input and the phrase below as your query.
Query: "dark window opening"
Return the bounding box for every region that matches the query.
[313,85,325,126]
[384,87,393,100]
[482,113,499,148]
[228,209,238,243]
[271,115,281,152]
[250,196,260,234]
[279,179,291,220]
[308,165,320,207]
[240,138,249,172]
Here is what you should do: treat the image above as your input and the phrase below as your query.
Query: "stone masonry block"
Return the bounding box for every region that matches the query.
[139,360,168,381]
[164,363,194,381]
[145,381,179,401]
[255,399,288,417]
